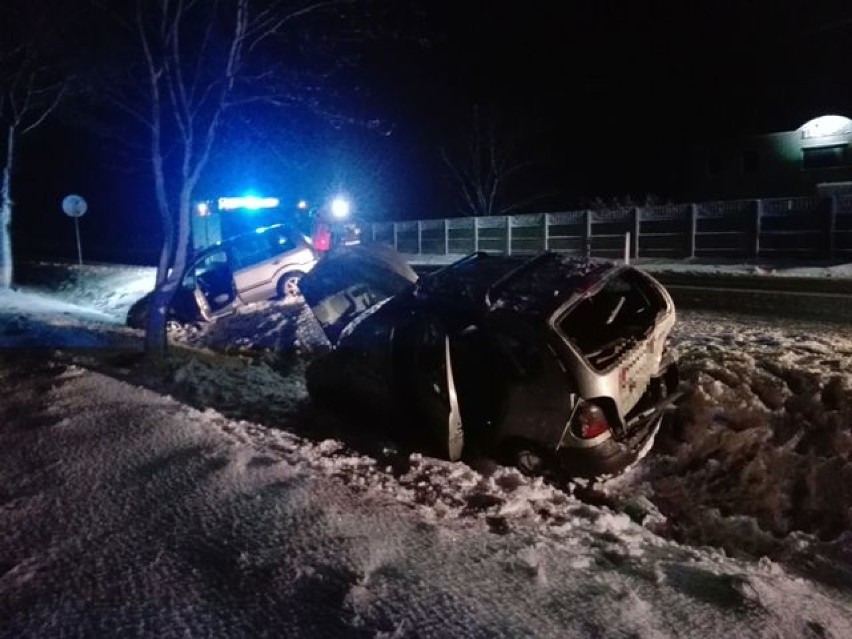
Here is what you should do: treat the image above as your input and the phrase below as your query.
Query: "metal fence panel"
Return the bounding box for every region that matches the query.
[476,216,508,229]
[838,195,852,216]
[510,213,544,228]
[546,211,586,225]
[592,209,632,223]
[642,204,690,221]
[697,200,753,218]
[761,196,820,217]
[371,196,848,258]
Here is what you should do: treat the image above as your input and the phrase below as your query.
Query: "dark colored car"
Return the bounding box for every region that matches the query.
[301,246,681,479]
[127,224,316,327]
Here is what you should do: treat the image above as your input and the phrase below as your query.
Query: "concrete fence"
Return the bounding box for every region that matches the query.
[367,195,852,259]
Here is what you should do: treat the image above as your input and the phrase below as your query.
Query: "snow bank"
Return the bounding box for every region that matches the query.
[4,260,852,633]
[600,311,852,573]
[2,356,852,637]
[0,288,127,348]
[15,262,156,321]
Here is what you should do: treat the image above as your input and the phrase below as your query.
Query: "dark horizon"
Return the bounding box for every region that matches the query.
[9,0,852,264]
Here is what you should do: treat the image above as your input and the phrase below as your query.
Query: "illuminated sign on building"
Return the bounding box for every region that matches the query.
[799,115,852,140]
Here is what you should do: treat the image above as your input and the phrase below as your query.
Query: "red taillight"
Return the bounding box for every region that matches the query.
[575,403,610,439]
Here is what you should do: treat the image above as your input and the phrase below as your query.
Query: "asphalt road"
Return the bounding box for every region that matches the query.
[652,273,852,323]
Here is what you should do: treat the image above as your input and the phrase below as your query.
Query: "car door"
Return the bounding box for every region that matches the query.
[399,315,464,461]
[192,249,237,318]
[230,231,282,302]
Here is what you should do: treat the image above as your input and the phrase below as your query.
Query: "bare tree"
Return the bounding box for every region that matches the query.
[0,37,67,289]
[93,0,419,357]
[95,0,374,356]
[441,105,546,217]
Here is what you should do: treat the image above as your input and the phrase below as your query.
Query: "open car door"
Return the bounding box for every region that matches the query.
[299,244,418,344]
[403,316,465,461]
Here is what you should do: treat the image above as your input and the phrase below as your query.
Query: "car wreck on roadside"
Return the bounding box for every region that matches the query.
[300,245,682,480]
[127,224,317,328]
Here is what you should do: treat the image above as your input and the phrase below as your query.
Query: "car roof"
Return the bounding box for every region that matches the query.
[194,224,296,258]
[417,252,618,317]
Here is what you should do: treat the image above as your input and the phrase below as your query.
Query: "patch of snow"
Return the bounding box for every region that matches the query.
[4,260,852,635]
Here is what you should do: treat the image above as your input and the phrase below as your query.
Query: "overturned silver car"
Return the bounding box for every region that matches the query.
[301,246,681,479]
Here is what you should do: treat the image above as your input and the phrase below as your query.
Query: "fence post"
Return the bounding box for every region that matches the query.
[688,203,698,258]
[584,210,592,258]
[632,207,641,259]
[827,195,837,259]
[474,218,479,252]
[393,222,398,251]
[752,200,762,258]
[543,214,550,251]
[417,220,422,254]
[506,217,512,256]
[444,219,449,255]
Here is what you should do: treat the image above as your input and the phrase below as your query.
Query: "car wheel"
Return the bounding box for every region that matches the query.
[276,271,305,300]
[502,439,549,476]
[126,293,151,328]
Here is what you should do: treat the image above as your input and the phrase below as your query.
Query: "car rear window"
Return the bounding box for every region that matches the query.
[559,270,665,369]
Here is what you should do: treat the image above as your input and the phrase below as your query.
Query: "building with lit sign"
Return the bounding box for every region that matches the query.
[692,115,852,200]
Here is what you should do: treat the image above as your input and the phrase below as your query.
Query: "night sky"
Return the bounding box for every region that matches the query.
[9,0,852,263]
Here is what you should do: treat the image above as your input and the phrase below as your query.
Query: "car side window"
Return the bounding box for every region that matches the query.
[231,235,276,270]
[264,229,292,253]
[195,250,229,277]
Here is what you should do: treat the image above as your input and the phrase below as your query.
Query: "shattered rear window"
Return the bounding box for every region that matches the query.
[490,255,614,317]
[559,269,666,370]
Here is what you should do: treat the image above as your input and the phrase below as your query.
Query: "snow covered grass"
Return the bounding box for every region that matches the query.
[14,262,156,321]
[3,261,852,634]
[2,354,852,636]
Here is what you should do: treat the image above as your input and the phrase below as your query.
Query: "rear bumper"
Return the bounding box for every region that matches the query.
[556,389,682,479]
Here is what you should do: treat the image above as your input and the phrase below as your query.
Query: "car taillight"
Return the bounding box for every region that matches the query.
[575,403,610,439]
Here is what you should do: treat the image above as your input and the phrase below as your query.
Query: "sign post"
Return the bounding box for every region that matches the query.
[62,194,87,265]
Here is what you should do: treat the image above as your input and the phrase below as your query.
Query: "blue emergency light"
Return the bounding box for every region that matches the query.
[218,195,280,211]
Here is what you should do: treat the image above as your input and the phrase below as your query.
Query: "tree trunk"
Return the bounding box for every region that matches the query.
[1,127,15,289]
[143,190,195,357]
[143,247,175,357]
[144,198,178,357]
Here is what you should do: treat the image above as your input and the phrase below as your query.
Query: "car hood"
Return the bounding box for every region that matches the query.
[298,244,418,344]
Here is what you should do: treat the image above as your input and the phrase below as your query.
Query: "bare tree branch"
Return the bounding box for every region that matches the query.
[441,105,545,217]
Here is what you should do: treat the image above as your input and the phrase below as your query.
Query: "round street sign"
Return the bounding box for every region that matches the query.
[62,194,88,218]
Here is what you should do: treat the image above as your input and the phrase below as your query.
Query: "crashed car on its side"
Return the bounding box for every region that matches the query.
[300,246,681,479]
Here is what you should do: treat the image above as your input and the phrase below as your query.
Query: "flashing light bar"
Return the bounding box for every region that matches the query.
[218,196,280,211]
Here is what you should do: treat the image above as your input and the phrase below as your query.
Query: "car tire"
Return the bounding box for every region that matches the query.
[502,438,549,476]
[276,271,305,300]
[126,294,151,328]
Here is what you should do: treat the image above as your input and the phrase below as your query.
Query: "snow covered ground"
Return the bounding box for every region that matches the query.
[1,262,851,637]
